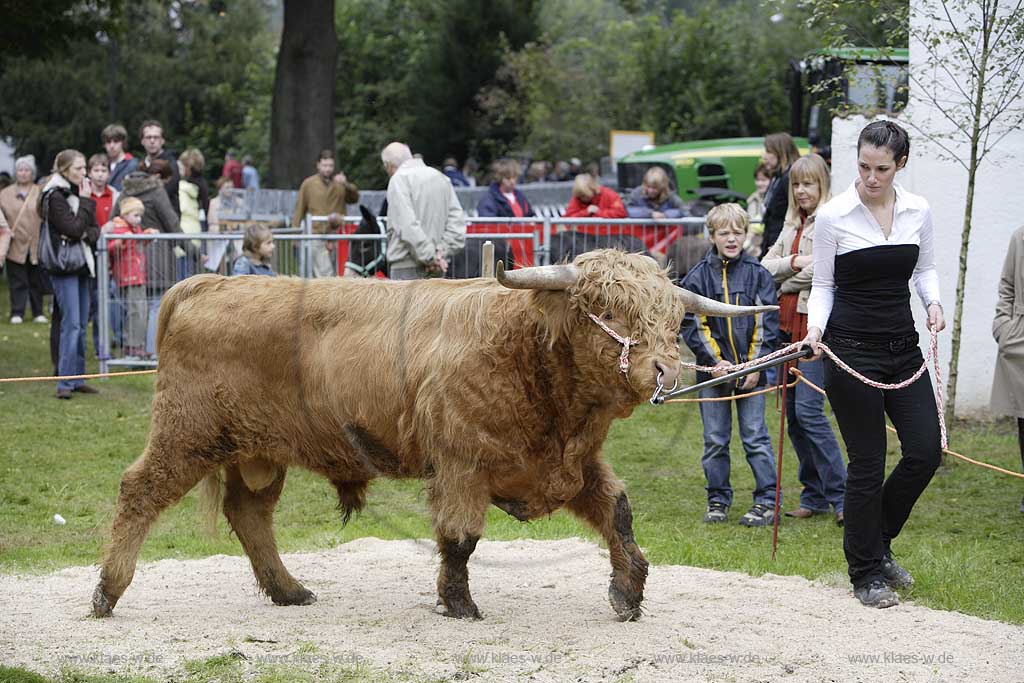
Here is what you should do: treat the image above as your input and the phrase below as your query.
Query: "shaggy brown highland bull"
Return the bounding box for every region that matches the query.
[92,249,773,621]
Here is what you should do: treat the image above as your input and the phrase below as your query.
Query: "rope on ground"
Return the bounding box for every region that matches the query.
[790,368,1024,481]
[0,369,158,384]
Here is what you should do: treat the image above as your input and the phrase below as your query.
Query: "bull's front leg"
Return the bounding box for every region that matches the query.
[429,468,488,619]
[565,457,648,621]
[436,536,481,619]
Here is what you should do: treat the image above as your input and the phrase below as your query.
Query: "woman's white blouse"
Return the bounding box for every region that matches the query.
[807,182,942,333]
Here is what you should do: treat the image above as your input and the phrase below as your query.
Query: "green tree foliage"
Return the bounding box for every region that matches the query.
[2,0,858,188]
[480,0,649,164]
[0,0,274,177]
[476,0,818,165]
[0,0,123,73]
[638,0,817,141]
[333,0,537,186]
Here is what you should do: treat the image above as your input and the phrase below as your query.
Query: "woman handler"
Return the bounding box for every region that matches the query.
[802,121,945,609]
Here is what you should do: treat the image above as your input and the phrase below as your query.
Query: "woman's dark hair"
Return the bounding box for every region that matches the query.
[764,133,801,171]
[143,158,173,180]
[857,121,910,163]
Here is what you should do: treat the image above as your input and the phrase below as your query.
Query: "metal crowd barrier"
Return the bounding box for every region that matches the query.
[217,181,576,223]
[95,230,302,373]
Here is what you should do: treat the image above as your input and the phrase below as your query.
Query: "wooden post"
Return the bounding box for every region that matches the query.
[482,241,495,278]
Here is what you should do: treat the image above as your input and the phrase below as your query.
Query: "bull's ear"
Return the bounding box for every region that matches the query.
[675,286,778,317]
[496,262,578,290]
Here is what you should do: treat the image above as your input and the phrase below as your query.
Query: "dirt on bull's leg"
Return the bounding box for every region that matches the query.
[436,536,482,620]
[565,458,647,621]
[608,492,648,622]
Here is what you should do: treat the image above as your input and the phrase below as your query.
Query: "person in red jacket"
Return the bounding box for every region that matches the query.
[563,173,627,218]
[104,197,155,357]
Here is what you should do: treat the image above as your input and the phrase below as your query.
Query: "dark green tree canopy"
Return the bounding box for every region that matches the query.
[1,0,900,188]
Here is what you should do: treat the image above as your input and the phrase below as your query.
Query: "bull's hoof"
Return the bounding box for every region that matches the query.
[271,587,317,606]
[435,597,482,620]
[92,584,116,618]
[609,583,643,622]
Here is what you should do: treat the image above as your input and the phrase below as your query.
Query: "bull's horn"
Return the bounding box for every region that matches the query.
[496,262,578,290]
[675,286,779,317]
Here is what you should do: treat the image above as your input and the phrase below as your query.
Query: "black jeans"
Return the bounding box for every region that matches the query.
[823,333,942,588]
[1019,418,1024,477]
[5,258,46,318]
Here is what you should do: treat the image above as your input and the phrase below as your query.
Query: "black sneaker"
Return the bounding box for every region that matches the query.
[739,503,775,527]
[854,580,899,608]
[880,553,914,589]
[703,502,729,523]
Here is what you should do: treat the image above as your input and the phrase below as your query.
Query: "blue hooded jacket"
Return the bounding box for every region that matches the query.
[475,183,535,218]
[680,247,779,385]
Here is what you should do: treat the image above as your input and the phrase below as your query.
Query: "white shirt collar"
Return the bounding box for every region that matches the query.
[833,181,927,217]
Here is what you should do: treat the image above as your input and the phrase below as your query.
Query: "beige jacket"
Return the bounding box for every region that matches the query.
[760,214,817,314]
[0,183,41,264]
[291,174,359,231]
[991,225,1024,417]
[385,159,466,267]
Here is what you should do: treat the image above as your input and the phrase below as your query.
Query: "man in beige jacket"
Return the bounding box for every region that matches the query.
[381,142,466,280]
[292,149,359,277]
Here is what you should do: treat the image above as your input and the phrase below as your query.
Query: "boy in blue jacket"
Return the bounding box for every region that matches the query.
[680,203,781,527]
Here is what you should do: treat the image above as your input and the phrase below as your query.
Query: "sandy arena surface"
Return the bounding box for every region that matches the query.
[1,537,1021,682]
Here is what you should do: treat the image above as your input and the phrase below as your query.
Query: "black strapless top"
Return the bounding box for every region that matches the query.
[828,244,919,342]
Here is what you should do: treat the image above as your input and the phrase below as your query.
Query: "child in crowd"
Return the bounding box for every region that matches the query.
[744,162,771,257]
[680,203,780,527]
[232,223,276,276]
[104,197,154,358]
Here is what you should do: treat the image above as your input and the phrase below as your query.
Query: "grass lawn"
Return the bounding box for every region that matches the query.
[1,281,1022,662]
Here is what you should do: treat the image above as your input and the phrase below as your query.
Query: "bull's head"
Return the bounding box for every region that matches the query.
[497,250,776,399]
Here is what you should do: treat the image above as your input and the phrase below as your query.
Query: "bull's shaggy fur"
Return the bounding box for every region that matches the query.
[93,250,688,621]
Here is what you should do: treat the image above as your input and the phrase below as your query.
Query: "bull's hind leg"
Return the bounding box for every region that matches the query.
[222,463,315,606]
[566,458,648,621]
[429,466,489,619]
[92,437,218,617]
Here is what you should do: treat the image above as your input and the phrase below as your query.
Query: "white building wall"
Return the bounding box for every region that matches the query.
[829,3,1024,418]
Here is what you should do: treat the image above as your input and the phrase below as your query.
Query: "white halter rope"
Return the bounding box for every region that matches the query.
[678,329,947,449]
[588,313,638,374]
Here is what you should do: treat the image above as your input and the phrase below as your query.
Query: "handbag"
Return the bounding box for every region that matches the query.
[38,190,88,276]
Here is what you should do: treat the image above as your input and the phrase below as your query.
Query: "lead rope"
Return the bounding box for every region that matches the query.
[588,314,638,374]
[677,329,947,449]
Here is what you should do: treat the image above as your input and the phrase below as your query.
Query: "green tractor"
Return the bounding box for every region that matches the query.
[616,47,908,204]
[617,136,811,206]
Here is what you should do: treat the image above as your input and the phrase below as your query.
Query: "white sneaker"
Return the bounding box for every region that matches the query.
[32,315,48,324]
[9,315,23,324]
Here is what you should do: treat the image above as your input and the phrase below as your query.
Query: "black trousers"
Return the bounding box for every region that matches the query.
[1019,418,1024,477]
[5,258,46,318]
[823,334,942,588]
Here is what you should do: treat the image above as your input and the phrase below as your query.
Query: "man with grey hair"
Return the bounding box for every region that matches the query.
[381,142,466,280]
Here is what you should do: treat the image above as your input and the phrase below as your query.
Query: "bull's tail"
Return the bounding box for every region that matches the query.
[155,274,223,355]
[197,469,224,538]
